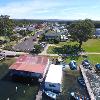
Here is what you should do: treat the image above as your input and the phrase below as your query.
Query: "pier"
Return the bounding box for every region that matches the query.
[80,65,100,100]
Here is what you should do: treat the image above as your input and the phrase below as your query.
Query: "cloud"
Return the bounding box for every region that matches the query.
[0,0,64,18]
[0,0,100,20]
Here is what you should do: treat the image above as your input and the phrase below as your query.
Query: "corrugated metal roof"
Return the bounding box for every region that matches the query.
[45,64,63,84]
[9,55,48,74]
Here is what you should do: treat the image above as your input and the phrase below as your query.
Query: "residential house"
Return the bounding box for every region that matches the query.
[94,28,100,38]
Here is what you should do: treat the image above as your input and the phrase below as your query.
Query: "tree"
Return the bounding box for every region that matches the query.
[0,15,14,37]
[31,44,42,54]
[68,19,95,49]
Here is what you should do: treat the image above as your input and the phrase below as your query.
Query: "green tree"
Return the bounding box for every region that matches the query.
[0,15,14,37]
[32,44,42,54]
[68,19,95,49]
[39,34,45,42]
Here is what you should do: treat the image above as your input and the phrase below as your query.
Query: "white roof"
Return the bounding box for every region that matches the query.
[45,64,63,84]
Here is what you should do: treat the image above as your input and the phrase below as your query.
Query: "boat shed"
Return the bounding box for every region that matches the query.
[44,64,63,93]
[9,55,49,80]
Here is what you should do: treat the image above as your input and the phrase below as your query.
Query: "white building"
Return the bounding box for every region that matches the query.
[44,64,63,93]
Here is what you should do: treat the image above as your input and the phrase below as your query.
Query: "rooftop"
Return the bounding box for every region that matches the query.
[45,64,63,84]
[9,55,49,74]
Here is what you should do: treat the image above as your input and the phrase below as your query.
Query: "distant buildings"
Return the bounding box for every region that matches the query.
[94,28,100,38]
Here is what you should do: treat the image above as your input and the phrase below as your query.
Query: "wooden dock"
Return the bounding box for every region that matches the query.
[35,61,52,100]
[80,65,96,100]
[35,90,42,100]
[0,56,4,61]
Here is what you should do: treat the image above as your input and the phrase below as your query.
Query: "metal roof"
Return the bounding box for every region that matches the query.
[9,55,48,74]
[45,64,63,84]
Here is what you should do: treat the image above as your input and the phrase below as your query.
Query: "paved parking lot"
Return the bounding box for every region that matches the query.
[13,31,44,52]
[13,36,37,52]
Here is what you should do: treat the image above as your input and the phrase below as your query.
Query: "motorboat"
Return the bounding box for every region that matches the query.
[82,59,91,69]
[77,77,86,87]
[69,60,77,70]
[44,91,57,100]
[95,63,100,71]
[70,92,90,100]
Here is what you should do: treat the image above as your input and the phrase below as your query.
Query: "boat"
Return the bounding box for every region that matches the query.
[95,63,100,71]
[82,59,92,70]
[70,92,90,100]
[77,77,86,87]
[43,64,62,99]
[44,90,57,100]
[69,60,77,70]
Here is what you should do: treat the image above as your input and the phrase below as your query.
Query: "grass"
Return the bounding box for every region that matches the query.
[30,31,35,36]
[82,39,100,52]
[47,39,100,54]
[64,54,100,66]
[87,54,100,64]
[3,41,17,50]
[47,46,56,54]
[56,41,77,46]
[0,58,39,100]
[0,36,10,41]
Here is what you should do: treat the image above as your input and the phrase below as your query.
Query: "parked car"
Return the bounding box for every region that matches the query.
[39,42,47,48]
[69,60,77,70]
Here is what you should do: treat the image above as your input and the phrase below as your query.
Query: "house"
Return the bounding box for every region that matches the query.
[9,55,50,81]
[45,33,60,41]
[44,64,63,93]
[58,32,68,41]
[94,28,100,38]
[11,33,22,38]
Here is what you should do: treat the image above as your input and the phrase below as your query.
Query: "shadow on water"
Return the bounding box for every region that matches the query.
[1,71,40,86]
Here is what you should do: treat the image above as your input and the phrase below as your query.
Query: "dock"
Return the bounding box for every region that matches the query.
[35,90,42,100]
[35,61,52,100]
[80,65,100,100]
[0,56,4,61]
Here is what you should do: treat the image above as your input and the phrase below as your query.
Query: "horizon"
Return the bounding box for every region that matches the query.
[0,0,100,20]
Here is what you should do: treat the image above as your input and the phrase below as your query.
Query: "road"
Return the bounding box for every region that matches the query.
[39,44,59,56]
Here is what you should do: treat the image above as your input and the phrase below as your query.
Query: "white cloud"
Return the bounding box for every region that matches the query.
[0,0,63,19]
[0,0,100,20]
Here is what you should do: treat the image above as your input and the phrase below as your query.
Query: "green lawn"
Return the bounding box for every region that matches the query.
[47,46,56,54]
[3,41,17,50]
[0,58,39,100]
[56,41,77,46]
[82,39,100,52]
[47,39,100,54]
[0,36,10,41]
[64,54,100,66]
[87,54,100,64]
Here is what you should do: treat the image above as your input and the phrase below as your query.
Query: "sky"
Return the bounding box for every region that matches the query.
[0,0,100,20]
